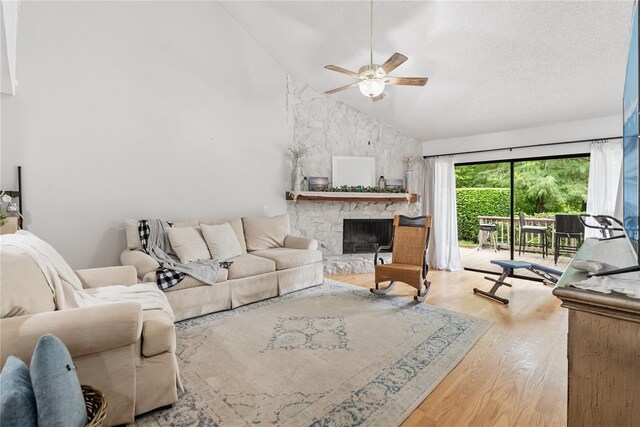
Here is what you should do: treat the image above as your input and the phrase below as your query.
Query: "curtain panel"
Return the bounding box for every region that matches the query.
[585,140,624,238]
[423,157,463,271]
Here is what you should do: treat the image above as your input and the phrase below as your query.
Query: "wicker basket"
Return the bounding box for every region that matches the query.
[82,385,107,427]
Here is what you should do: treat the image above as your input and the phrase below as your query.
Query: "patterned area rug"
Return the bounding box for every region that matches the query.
[135,280,492,426]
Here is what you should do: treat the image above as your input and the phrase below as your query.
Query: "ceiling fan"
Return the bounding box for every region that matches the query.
[323,0,428,102]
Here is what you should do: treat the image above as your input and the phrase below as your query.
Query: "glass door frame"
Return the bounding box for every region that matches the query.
[456,152,590,281]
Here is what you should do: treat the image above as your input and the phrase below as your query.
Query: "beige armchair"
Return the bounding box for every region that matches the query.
[0,248,178,426]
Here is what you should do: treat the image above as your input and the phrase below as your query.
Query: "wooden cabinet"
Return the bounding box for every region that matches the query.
[553,239,640,426]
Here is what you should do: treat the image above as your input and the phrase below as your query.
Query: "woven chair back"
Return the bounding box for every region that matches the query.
[392,215,431,266]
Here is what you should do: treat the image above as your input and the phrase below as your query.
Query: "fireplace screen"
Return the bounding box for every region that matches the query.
[343,219,394,254]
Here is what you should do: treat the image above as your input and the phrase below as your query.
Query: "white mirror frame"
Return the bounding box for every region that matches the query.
[332,156,376,188]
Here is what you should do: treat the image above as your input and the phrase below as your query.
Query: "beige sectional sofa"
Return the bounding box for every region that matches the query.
[0,246,178,426]
[121,213,324,321]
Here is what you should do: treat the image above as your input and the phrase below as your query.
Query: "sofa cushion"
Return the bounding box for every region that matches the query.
[199,218,247,253]
[242,213,290,251]
[141,310,176,357]
[1,246,56,318]
[30,335,87,427]
[0,356,37,427]
[125,219,199,251]
[250,248,323,270]
[167,226,210,264]
[161,268,228,292]
[201,223,243,261]
[227,253,276,280]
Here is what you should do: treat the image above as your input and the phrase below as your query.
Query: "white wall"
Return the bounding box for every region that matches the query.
[423,115,622,163]
[0,2,288,268]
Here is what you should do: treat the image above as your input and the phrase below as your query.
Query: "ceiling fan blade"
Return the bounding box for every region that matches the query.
[371,93,386,102]
[324,82,359,94]
[385,77,428,86]
[381,52,408,74]
[324,65,360,78]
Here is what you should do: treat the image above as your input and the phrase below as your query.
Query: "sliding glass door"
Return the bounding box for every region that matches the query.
[456,154,590,278]
[512,157,589,278]
[455,162,511,274]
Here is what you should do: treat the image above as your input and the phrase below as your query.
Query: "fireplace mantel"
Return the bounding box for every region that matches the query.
[286,191,420,203]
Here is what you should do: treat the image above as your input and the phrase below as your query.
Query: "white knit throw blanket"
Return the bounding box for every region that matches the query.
[1,231,174,317]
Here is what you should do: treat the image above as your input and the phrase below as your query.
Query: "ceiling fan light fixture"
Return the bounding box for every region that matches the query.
[359,78,385,97]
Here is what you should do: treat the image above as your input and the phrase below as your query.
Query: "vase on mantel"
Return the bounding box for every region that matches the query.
[292,162,303,194]
[405,168,413,194]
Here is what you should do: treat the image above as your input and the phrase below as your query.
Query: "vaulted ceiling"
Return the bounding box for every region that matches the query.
[221,1,633,141]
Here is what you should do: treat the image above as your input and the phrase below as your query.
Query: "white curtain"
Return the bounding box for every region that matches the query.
[423,157,463,271]
[585,140,624,238]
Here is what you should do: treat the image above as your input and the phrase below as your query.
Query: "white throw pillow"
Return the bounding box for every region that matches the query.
[125,219,143,250]
[167,226,211,264]
[201,223,243,261]
[242,213,290,251]
[199,218,247,254]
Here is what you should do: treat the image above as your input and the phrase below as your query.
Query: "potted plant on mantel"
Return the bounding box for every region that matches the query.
[287,142,312,194]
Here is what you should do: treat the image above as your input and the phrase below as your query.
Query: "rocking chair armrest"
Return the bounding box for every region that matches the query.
[374,240,393,265]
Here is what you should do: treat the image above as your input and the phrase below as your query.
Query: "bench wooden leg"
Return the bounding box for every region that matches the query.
[473,269,511,305]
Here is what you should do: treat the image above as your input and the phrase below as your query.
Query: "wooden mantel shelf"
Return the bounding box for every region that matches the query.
[286,191,420,203]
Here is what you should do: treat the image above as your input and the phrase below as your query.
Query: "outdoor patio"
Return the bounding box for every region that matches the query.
[459,245,572,279]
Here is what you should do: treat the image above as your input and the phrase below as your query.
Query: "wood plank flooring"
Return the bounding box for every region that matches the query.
[327,271,568,427]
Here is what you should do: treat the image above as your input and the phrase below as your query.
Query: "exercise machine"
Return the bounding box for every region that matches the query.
[473,260,563,305]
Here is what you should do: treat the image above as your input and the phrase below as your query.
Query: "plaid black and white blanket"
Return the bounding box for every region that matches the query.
[138,219,221,291]
[139,220,186,289]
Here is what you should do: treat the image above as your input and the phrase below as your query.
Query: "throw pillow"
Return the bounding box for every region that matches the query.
[30,335,87,427]
[125,219,143,250]
[242,213,291,251]
[167,226,211,264]
[201,223,243,261]
[199,218,247,253]
[0,356,38,427]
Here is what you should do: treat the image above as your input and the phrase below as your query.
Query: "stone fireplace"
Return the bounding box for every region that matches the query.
[287,199,420,274]
[342,218,393,254]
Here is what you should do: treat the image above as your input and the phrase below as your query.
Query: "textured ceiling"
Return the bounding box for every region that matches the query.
[221,1,633,141]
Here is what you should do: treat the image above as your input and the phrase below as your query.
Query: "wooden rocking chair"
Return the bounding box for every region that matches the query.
[371,215,432,302]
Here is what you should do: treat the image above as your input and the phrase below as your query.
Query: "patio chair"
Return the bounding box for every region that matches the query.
[518,211,547,258]
[477,223,499,252]
[371,215,432,302]
[554,214,583,265]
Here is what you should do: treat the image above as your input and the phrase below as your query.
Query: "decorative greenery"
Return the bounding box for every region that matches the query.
[313,186,407,194]
[456,188,510,242]
[0,213,5,227]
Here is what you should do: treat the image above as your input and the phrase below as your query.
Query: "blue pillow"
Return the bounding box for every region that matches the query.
[0,356,38,427]
[30,335,87,427]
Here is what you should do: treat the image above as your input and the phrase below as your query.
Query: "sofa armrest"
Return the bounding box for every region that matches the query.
[284,235,318,251]
[121,250,159,280]
[0,302,143,367]
[76,265,138,288]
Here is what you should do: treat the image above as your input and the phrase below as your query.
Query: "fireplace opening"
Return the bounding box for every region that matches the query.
[343,219,394,254]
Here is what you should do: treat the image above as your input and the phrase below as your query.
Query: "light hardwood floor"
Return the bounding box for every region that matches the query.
[327,271,568,427]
